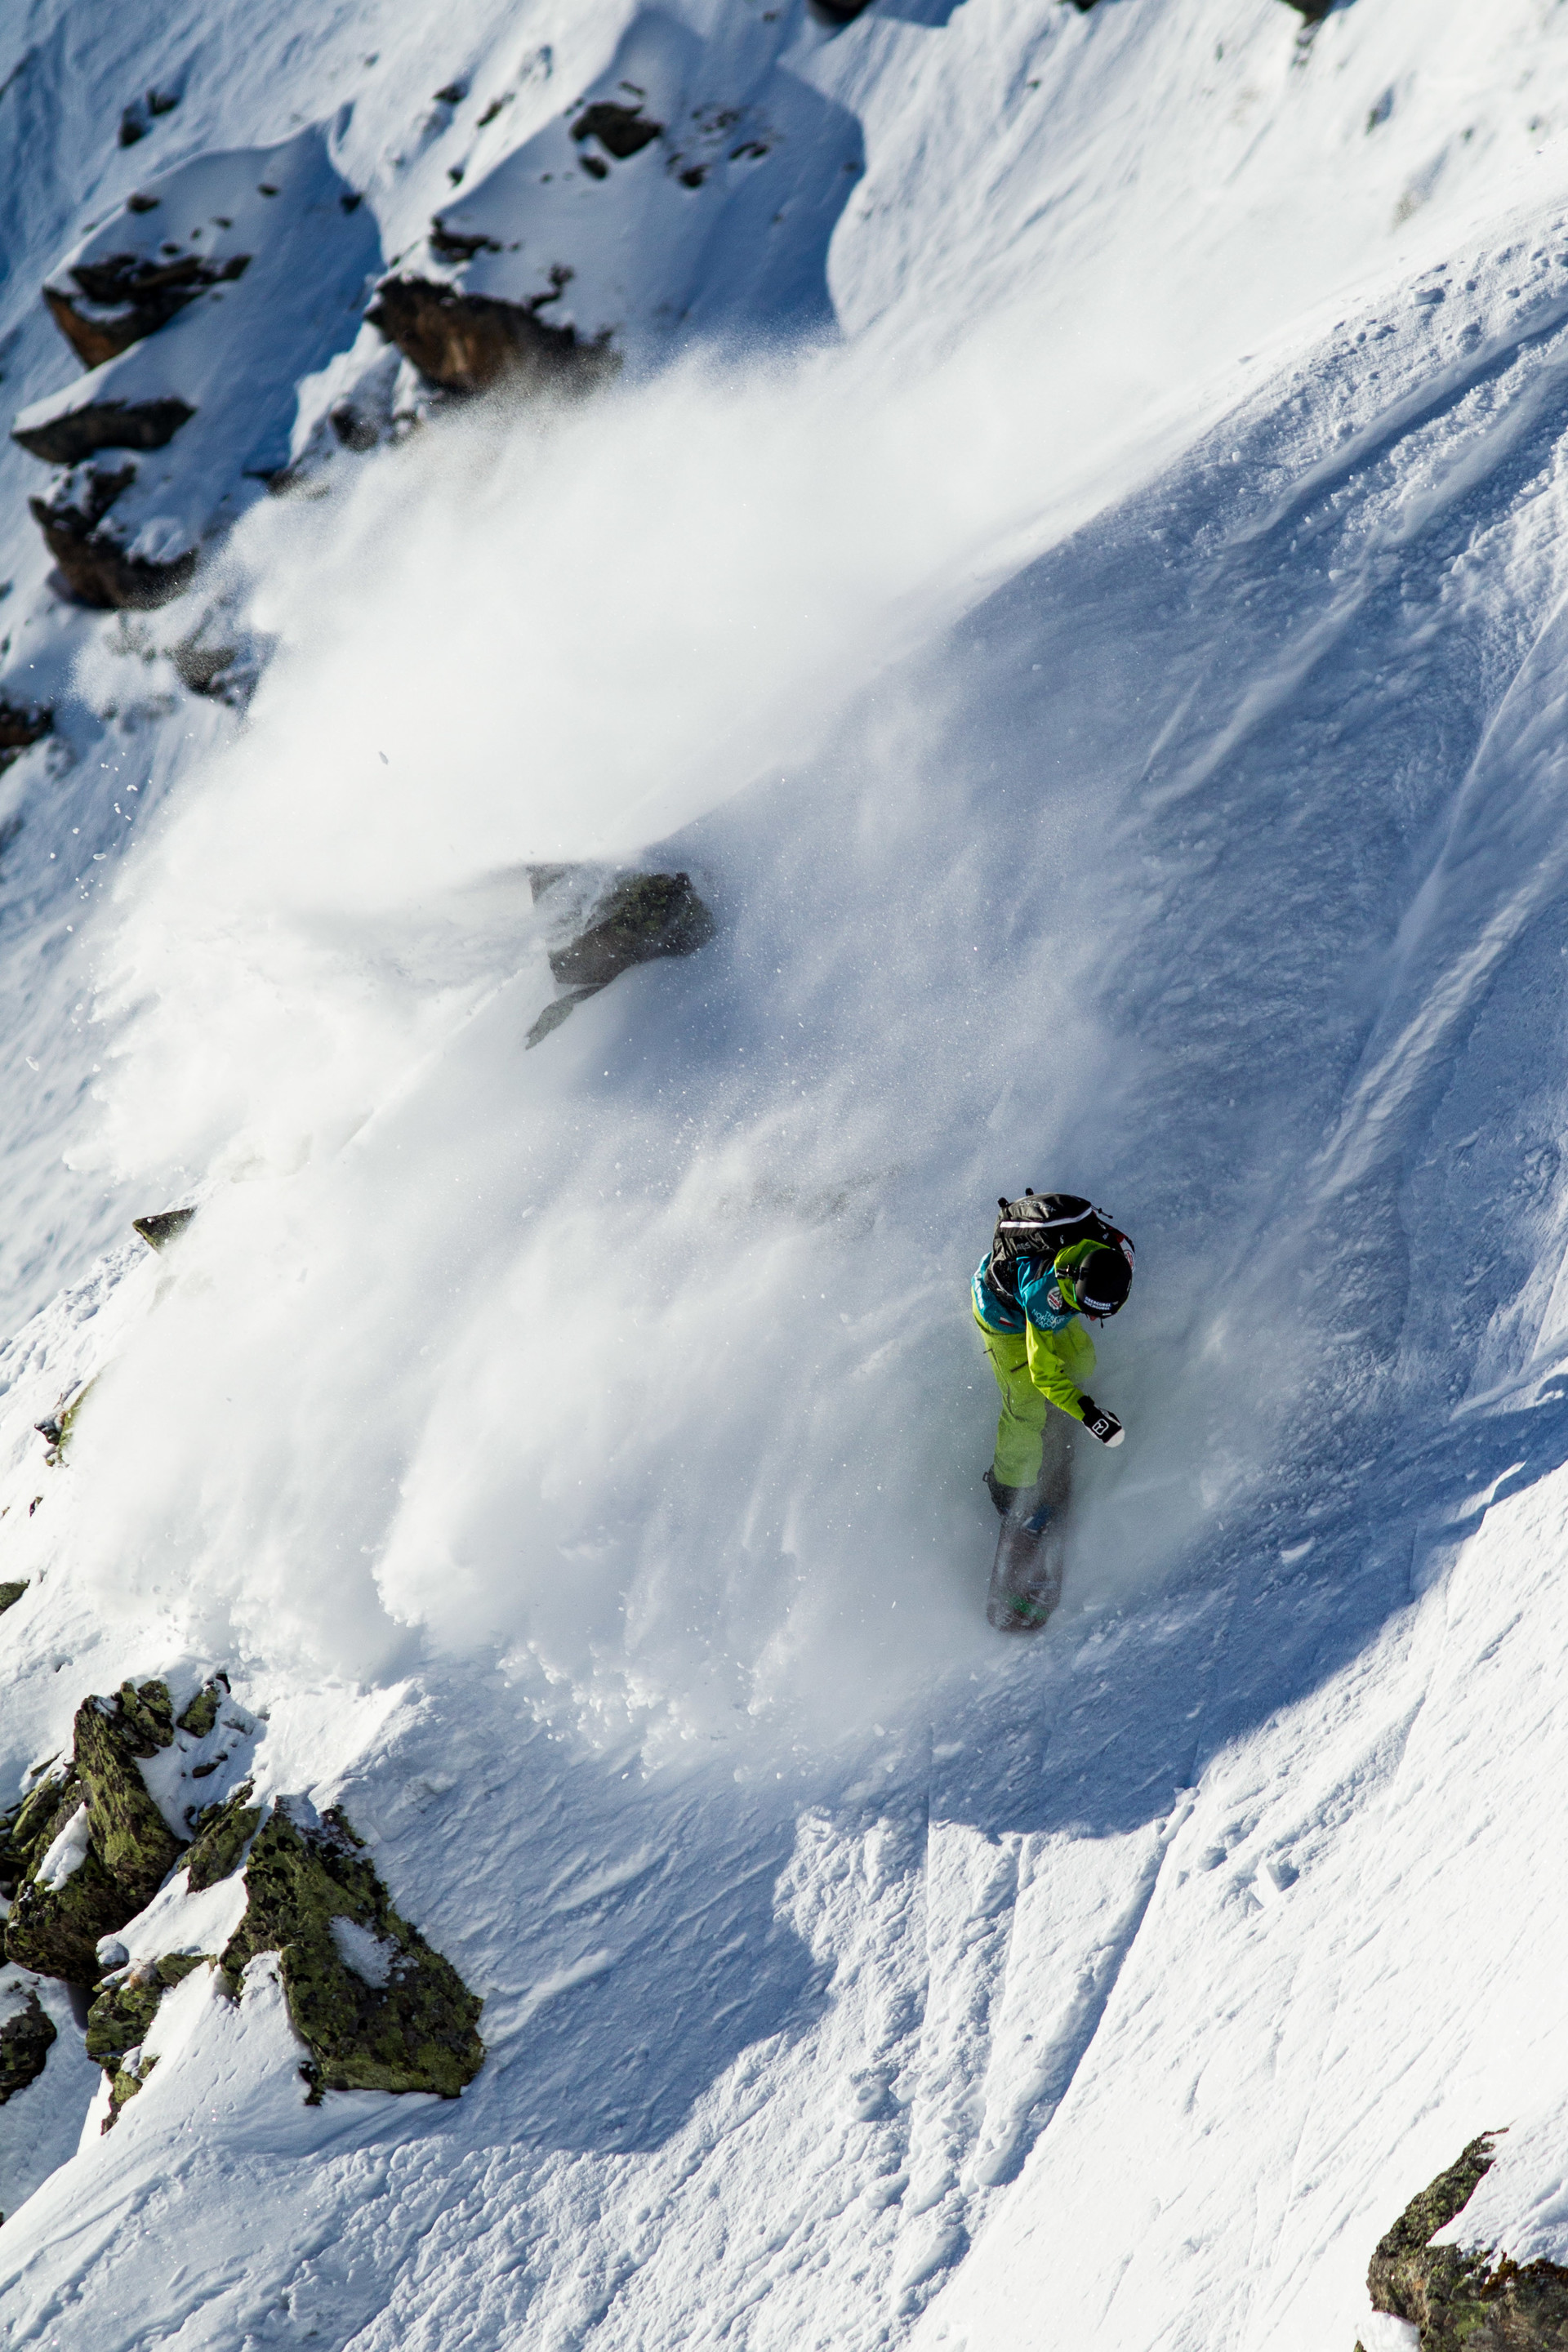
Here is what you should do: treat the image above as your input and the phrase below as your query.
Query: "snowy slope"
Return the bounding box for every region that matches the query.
[3,0,1568,2347]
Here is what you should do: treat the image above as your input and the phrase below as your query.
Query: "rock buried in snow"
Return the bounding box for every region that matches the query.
[0,1988,56,2105]
[0,1581,28,1618]
[220,1801,484,2099]
[546,871,715,990]
[133,1205,196,1250]
[12,395,195,466]
[0,699,52,776]
[1360,2133,1568,2350]
[367,274,617,399]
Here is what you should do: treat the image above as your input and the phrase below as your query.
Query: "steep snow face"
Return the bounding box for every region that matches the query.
[4,0,1568,2348]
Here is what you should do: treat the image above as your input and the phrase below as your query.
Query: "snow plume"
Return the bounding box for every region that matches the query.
[55,198,1568,1761]
[59,321,1154,1744]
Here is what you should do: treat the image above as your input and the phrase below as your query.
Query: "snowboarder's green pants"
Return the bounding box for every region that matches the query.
[977,1322,1073,1500]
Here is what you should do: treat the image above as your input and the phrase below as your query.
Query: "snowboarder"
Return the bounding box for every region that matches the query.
[971,1191,1134,1632]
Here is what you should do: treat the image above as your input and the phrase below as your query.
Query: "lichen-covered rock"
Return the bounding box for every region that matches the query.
[547,871,716,991]
[0,1581,28,1619]
[0,1770,75,1901]
[185,1784,261,1891]
[0,1989,56,2105]
[220,1802,483,2099]
[367,274,617,399]
[0,701,51,777]
[87,1952,207,2069]
[1364,2133,1568,2349]
[176,1682,224,1741]
[5,1682,184,1983]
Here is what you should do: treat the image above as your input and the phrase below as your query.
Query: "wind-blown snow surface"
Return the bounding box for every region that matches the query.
[6,0,1568,2345]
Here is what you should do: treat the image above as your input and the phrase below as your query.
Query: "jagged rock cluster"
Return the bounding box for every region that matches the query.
[1356,2136,1568,2350]
[0,1674,483,2138]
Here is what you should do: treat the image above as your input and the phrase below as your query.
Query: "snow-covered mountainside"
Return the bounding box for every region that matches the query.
[4,0,1568,2345]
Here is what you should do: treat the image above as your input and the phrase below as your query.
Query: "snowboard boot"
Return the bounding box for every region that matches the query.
[984,1468,1022,1518]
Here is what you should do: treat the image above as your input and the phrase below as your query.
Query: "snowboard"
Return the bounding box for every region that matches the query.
[986,1503,1067,1634]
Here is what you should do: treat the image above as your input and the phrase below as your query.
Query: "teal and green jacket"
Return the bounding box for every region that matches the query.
[972,1240,1099,1419]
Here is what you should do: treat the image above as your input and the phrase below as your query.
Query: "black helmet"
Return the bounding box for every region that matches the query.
[1062,1244,1131,1320]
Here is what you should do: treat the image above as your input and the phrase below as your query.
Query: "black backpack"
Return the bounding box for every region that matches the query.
[983,1190,1135,1309]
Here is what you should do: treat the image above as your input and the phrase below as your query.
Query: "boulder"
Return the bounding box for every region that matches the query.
[367,274,616,398]
[220,1802,483,2099]
[1360,2134,1568,2350]
[547,870,716,990]
[0,1581,27,1617]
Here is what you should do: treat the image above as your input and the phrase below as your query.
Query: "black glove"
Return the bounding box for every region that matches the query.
[1078,1396,1124,1448]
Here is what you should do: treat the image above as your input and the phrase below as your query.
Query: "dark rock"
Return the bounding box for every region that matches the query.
[434,81,468,105]
[572,100,663,160]
[220,1802,483,2098]
[133,1205,196,1250]
[30,471,198,612]
[0,1990,56,2105]
[368,274,617,398]
[547,871,716,990]
[524,987,598,1049]
[1281,0,1334,17]
[185,1785,261,1891]
[5,1682,184,1984]
[1364,2133,1568,2350]
[809,0,875,17]
[118,101,149,149]
[12,396,195,466]
[44,252,249,371]
[328,401,381,453]
[0,1581,28,1618]
[0,699,51,776]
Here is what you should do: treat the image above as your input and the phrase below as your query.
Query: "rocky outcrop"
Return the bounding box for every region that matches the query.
[45,258,247,372]
[367,274,617,398]
[0,1989,56,2105]
[1358,2134,1568,2350]
[525,867,716,1046]
[133,1205,197,1251]
[29,466,197,610]
[0,699,51,777]
[220,1802,484,2099]
[13,396,194,466]
[87,1951,208,2127]
[4,1681,184,1983]
[0,1581,27,1617]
